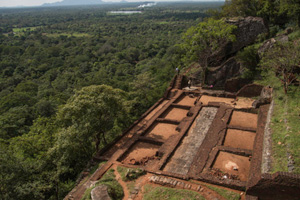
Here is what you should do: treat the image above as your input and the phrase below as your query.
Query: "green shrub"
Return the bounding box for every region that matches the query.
[81,169,124,200]
[236,45,259,80]
[117,166,145,181]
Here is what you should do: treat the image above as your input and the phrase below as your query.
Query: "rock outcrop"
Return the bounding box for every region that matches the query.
[236,84,264,97]
[91,185,111,200]
[206,57,241,87]
[225,77,252,93]
[252,86,272,108]
[258,35,289,57]
[210,16,267,66]
[227,17,267,55]
[191,16,267,86]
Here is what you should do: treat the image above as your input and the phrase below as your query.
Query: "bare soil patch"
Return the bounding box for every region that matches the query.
[175,95,197,106]
[112,165,129,200]
[200,95,235,106]
[223,129,256,150]
[229,111,258,129]
[121,142,160,166]
[200,95,254,109]
[213,151,250,181]
[144,122,178,141]
[161,107,189,121]
[234,97,255,109]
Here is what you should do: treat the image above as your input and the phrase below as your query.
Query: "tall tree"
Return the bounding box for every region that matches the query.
[260,42,300,94]
[221,0,287,26]
[55,85,130,152]
[49,85,131,194]
[181,18,236,84]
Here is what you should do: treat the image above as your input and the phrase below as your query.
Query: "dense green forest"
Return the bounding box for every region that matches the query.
[0,2,223,199]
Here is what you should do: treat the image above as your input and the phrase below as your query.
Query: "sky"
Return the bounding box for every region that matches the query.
[0,0,222,8]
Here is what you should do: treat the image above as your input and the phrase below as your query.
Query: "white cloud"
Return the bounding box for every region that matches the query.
[0,0,62,7]
[0,0,222,8]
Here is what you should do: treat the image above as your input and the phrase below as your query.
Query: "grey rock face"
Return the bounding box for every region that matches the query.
[91,185,111,200]
[192,17,267,86]
[252,86,272,108]
[258,35,289,58]
[206,57,241,87]
[210,16,267,66]
[228,17,267,53]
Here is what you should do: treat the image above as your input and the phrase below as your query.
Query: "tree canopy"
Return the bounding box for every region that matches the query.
[181,18,236,83]
[260,42,300,94]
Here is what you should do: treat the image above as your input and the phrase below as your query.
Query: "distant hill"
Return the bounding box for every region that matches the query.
[42,0,103,7]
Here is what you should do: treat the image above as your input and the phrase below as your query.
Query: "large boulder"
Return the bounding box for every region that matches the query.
[236,84,264,97]
[91,185,111,200]
[225,77,252,93]
[206,57,241,87]
[228,17,267,53]
[252,86,273,108]
[258,35,289,58]
[210,16,267,66]
[191,16,268,87]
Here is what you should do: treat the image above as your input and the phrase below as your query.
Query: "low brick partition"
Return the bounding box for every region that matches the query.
[236,84,263,97]
[247,172,300,200]
[247,105,269,189]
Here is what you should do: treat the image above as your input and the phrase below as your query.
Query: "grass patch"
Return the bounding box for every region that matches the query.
[255,71,300,173]
[158,21,170,25]
[46,33,91,37]
[117,166,145,181]
[288,28,300,41]
[205,185,240,200]
[81,169,124,200]
[11,27,39,36]
[127,182,136,194]
[142,184,205,200]
[13,27,38,33]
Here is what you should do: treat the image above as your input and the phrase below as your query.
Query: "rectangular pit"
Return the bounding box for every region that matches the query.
[229,111,258,129]
[144,122,178,141]
[212,151,250,182]
[174,94,197,107]
[163,107,218,175]
[119,141,160,166]
[200,95,234,106]
[223,129,256,150]
[159,106,189,121]
[200,95,255,109]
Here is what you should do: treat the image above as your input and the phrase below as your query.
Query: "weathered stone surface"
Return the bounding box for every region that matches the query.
[164,107,218,175]
[258,35,289,58]
[237,84,264,97]
[225,77,252,93]
[228,17,267,53]
[252,86,272,108]
[206,57,241,87]
[210,16,267,66]
[191,17,267,86]
[91,185,111,200]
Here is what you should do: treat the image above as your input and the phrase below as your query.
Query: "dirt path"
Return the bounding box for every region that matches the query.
[112,165,130,200]
[132,173,152,200]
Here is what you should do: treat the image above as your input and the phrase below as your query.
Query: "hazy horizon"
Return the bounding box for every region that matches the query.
[0,0,224,8]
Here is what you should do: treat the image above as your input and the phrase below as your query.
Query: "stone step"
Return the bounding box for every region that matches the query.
[149,175,205,194]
